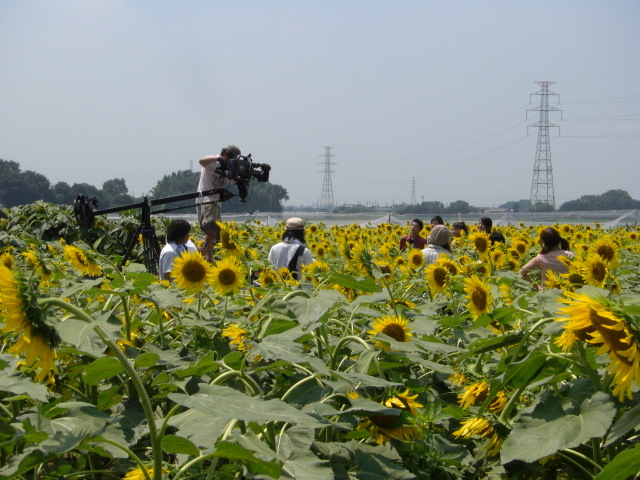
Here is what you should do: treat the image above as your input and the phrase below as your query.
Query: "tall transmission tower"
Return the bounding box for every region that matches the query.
[319,146,336,211]
[528,81,562,210]
[411,177,416,205]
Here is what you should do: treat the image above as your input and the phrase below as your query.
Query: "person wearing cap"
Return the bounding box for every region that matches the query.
[422,224,453,265]
[196,144,241,261]
[267,217,314,278]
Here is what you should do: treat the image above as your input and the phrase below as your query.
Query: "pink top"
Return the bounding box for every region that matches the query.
[520,250,575,286]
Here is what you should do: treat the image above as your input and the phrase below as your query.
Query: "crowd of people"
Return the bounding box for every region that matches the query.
[159,143,574,291]
[160,209,575,292]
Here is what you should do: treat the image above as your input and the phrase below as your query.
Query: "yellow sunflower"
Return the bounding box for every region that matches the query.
[209,257,245,295]
[436,257,459,275]
[453,417,502,457]
[0,266,60,382]
[470,232,490,257]
[222,324,251,352]
[123,466,169,480]
[458,381,489,410]
[217,222,244,258]
[425,263,449,295]
[556,291,640,401]
[257,268,278,287]
[172,251,212,292]
[407,248,425,270]
[580,254,609,288]
[63,245,102,277]
[464,275,493,320]
[357,389,423,444]
[369,315,413,349]
[449,372,467,387]
[22,250,52,280]
[589,236,619,269]
[1,252,14,270]
[512,239,529,257]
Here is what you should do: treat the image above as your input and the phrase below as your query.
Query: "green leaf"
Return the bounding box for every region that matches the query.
[213,441,282,478]
[169,384,328,428]
[461,333,523,358]
[287,289,343,328]
[503,351,547,389]
[134,352,159,368]
[501,392,616,464]
[328,273,380,293]
[595,442,640,480]
[0,372,49,401]
[275,425,332,480]
[83,357,125,386]
[56,312,122,356]
[162,434,200,456]
[604,401,640,447]
[251,337,330,375]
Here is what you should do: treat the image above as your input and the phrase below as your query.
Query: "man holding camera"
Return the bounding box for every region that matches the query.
[197,144,241,261]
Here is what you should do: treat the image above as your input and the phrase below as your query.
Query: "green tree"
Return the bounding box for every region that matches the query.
[100,178,135,209]
[559,189,640,211]
[150,170,200,213]
[446,200,472,214]
[51,182,77,205]
[529,202,555,212]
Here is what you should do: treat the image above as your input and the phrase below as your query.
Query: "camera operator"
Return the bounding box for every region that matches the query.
[196,144,241,261]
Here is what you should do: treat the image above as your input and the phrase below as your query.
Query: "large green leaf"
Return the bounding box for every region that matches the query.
[162,434,200,456]
[604,401,640,447]
[167,409,233,452]
[82,356,125,385]
[275,425,333,480]
[501,392,616,464]
[213,441,283,478]
[286,289,343,328]
[328,273,380,293]
[0,372,49,401]
[595,442,640,480]
[56,312,122,356]
[250,337,330,375]
[169,384,328,428]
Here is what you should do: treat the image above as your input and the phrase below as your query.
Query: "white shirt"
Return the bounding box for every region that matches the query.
[268,239,314,272]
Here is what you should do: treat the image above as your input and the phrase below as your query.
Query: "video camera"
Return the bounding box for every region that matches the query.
[218,154,271,202]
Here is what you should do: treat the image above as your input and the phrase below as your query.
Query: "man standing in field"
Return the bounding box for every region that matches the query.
[197,144,241,261]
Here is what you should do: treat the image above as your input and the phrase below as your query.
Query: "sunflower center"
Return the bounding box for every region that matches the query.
[433,267,447,287]
[217,268,238,286]
[368,414,404,429]
[183,261,207,283]
[590,262,607,282]
[475,238,488,253]
[471,289,488,310]
[596,245,615,262]
[382,323,407,342]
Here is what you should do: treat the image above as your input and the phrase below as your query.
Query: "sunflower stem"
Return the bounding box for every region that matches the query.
[42,298,164,480]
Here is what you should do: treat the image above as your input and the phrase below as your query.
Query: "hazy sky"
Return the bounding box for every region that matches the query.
[1,1,638,209]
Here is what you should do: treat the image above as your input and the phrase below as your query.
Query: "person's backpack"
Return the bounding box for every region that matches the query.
[287,244,306,279]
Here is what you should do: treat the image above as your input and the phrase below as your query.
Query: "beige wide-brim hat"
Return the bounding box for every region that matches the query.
[285,217,305,229]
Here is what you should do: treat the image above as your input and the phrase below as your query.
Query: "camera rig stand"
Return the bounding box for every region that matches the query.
[74,188,234,275]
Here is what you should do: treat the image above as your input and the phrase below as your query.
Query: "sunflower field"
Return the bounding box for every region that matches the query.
[1,201,640,480]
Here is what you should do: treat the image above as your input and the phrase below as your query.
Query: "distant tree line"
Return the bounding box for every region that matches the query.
[0,159,289,213]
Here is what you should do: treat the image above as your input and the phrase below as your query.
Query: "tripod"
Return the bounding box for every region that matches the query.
[120,198,161,275]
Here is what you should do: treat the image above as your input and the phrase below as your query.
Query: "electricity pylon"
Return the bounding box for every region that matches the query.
[319,146,336,211]
[528,81,562,210]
